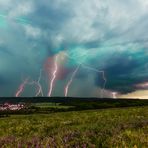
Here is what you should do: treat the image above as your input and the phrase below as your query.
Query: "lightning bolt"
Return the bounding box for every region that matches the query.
[64,65,81,97]
[15,78,28,97]
[81,64,107,98]
[16,69,44,97]
[65,53,107,98]
[26,80,43,97]
[48,55,58,97]
[24,70,44,97]
[35,69,44,97]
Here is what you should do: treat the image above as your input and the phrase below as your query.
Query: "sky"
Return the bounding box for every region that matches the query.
[0,0,148,98]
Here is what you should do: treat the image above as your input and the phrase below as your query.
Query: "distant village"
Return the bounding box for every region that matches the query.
[0,102,26,111]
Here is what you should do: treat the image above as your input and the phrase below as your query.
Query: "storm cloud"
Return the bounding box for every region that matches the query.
[0,0,148,97]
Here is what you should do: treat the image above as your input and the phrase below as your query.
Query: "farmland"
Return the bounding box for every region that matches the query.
[0,98,148,147]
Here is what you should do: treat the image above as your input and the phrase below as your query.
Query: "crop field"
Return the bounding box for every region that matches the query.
[0,106,148,147]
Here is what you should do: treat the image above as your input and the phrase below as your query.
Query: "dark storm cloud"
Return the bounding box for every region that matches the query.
[0,0,148,96]
[95,49,148,93]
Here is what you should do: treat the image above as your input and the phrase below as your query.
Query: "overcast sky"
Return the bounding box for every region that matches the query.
[0,0,148,98]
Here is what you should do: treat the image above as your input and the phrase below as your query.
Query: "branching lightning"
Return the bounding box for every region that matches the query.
[15,78,28,97]
[26,70,44,97]
[65,53,107,98]
[15,51,107,97]
[48,55,58,97]
[81,64,107,98]
[15,69,44,97]
[26,81,42,97]
[64,65,81,97]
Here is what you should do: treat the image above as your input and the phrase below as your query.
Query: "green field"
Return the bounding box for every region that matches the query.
[0,106,148,147]
[34,102,73,109]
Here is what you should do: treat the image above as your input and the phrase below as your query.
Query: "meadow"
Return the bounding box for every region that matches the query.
[0,105,148,147]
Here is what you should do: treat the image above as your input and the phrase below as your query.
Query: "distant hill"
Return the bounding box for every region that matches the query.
[0,97,148,113]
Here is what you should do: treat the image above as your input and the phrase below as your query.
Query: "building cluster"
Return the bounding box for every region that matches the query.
[0,103,25,111]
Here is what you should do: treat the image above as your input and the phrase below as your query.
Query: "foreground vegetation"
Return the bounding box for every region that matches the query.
[0,106,148,147]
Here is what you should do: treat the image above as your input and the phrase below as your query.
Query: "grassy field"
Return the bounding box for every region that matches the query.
[0,106,148,147]
[34,102,73,109]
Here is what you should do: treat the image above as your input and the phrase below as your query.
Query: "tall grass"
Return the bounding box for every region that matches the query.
[0,106,148,147]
